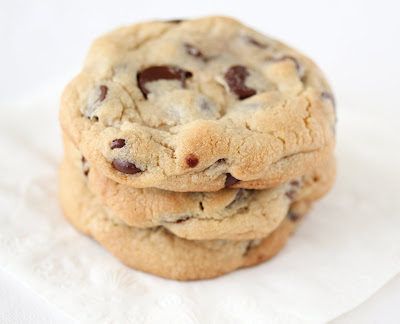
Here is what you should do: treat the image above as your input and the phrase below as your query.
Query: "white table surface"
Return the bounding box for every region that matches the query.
[0,0,399,323]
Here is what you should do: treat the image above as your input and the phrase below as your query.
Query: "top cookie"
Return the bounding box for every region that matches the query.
[59,16,336,192]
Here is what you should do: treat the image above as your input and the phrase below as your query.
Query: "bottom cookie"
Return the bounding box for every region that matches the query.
[59,158,311,280]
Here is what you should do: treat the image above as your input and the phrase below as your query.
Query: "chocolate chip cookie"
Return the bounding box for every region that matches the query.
[63,133,336,240]
[59,157,312,280]
[59,16,336,192]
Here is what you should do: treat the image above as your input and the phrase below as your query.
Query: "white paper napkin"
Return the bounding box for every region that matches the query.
[0,94,399,324]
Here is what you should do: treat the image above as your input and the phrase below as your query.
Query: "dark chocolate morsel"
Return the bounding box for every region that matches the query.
[233,188,245,203]
[81,155,89,176]
[321,91,336,109]
[185,154,199,168]
[98,85,108,102]
[243,241,253,255]
[176,216,190,223]
[290,180,300,186]
[227,188,245,208]
[112,159,142,174]
[288,211,300,222]
[243,35,267,49]
[137,66,192,98]
[184,44,205,61]
[165,19,184,24]
[224,65,256,100]
[285,189,297,200]
[199,99,211,111]
[110,139,126,149]
[271,56,301,72]
[225,173,240,187]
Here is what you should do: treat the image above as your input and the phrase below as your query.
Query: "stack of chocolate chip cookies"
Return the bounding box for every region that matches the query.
[58,17,336,280]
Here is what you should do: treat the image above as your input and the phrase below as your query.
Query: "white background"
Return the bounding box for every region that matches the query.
[0,0,399,323]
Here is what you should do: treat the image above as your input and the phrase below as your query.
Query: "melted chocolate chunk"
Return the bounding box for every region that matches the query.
[110,139,126,149]
[176,216,190,223]
[185,154,199,168]
[243,35,267,49]
[285,189,297,200]
[199,99,211,111]
[321,91,336,109]
[290,180,300,187]
[243,241,253,255]
[137,66,192,98]
[98,85,108,102]
[184,44,205,61]
[81,155,89,176]
[112,159,142,174]
[225,173,240,187]
[271,56,301,72]
[224,65,256,100]
[288,211,300,222]
[233,188,245,203]
[165,19,184,23]
[227,188,245,208]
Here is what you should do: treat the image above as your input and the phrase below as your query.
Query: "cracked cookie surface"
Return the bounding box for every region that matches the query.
[63,134,335,240]
[59,157,311,280]
[59,16,336,191]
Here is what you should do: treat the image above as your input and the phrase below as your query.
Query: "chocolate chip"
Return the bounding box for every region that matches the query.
[165,19,184,23]
[185,154,199,168]
[112,159,142,174]
[233,188,245,203]
[176,216,190,223]
[243,240,260,254]
[321,91,336,109]
[110,139,126,149]
[225,173,240,187]
[163,215,191,224]
[271,56,301,72]
[81,155,89,177]
[227,188,245,208]
[224,65,256,100]
[199,202,204,211]
[137,66,192,98]
[285,189,297,200]
[243,36,267,49]
[290,180,300,186]
[98,85,108,102]
[199,99,211,111]
[244,241,254,255]
[288,211,300,222]
[184,44,205,61]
